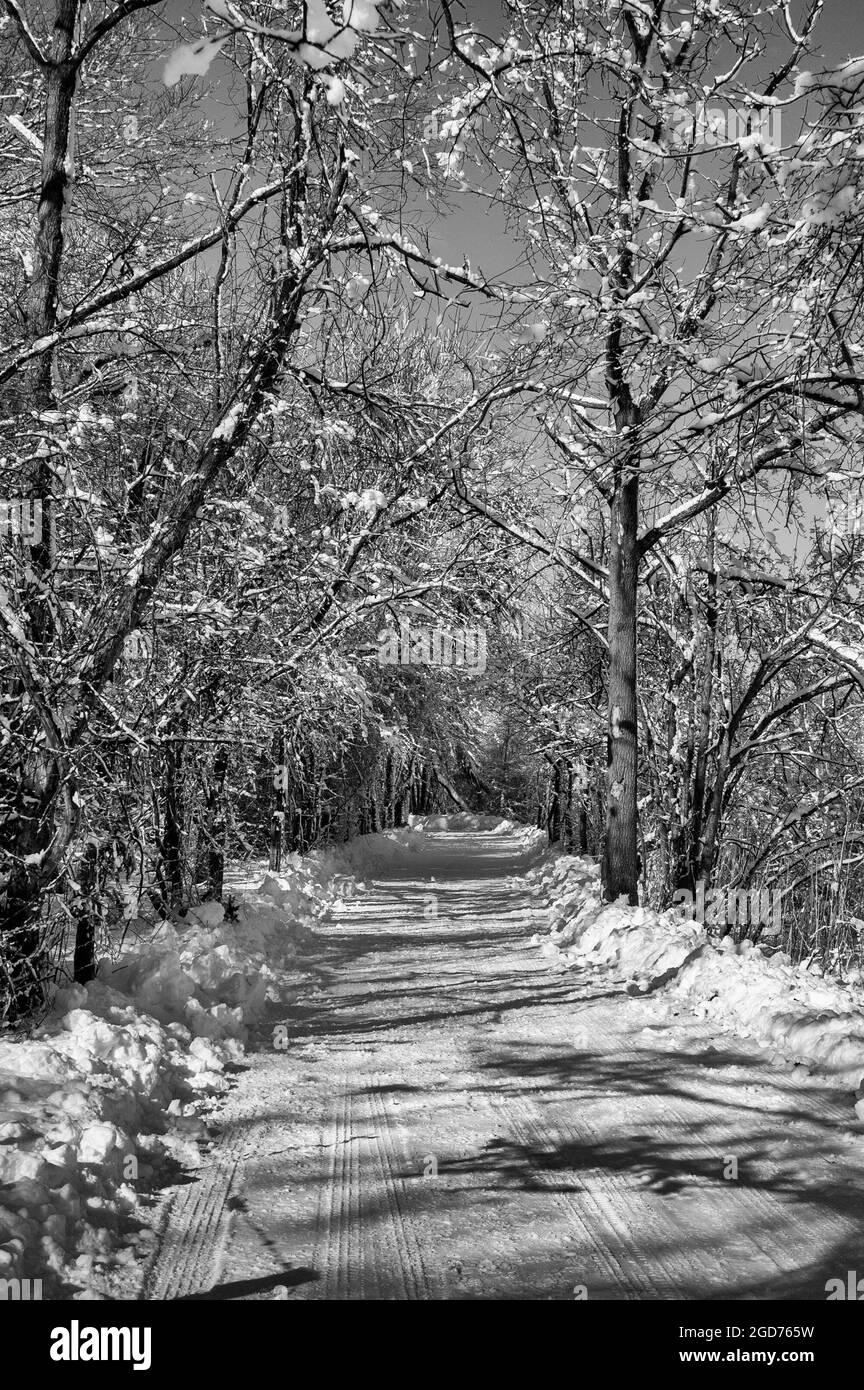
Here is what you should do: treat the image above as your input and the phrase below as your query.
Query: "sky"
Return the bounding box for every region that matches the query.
[423,0,864,266]
[156,0,864,274]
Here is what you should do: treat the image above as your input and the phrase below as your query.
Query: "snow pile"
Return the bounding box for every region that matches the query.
[115,878,323,1035]
[313,827,429,877]
[0,852,352,1295]
[0,1003,234,1295]
[530,853,703,989]
[409,812,545,847]
[529,851,864,1105]
[672,942,864,1099]
[72,860,331,1046]
[410,812,509,832]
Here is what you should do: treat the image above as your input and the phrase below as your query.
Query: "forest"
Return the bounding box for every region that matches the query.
[3,0,864,1019]
[2,0,864,1315]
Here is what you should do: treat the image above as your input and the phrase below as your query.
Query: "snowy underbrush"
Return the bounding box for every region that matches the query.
[528,852,864,1110]
[0,851,359,1297]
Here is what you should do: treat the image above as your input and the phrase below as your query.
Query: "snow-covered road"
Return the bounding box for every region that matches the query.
[139,830,864,1301]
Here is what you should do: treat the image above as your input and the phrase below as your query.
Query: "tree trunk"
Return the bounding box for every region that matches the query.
[576,755,590,853]
[161,739,184,906]
[1,0,79,1018]
[269,732,285,871]
[205,746,228,898]
[689,523,718,890]
[383,751,394,828]
[699,749,729,887]
[73,841,99,985]
[548,759,562,845]
[602,443,640,904]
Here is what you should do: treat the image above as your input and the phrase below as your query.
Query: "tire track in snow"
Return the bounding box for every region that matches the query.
[506,1087,785,1297]
[622,1086,855,1281]
[482,999,855,1297]
[314,1079,364,1299]
[574,1011,859,1272]
[310,1076,432,1300]
[142,1125,254,1301]
[485,1089,695,1298]
[367,1076,434,1299]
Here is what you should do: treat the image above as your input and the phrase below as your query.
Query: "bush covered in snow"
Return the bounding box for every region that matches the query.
[528,850,864,1110]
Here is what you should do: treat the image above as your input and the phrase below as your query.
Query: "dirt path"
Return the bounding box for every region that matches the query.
[140,830,864,1301]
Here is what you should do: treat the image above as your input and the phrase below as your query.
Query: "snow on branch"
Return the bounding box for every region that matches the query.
[164,0,387,93]
[808,627,864,690]
[164,35,230,87]
[6,112,43,153]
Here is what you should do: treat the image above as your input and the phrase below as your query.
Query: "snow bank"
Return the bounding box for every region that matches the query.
[313,828,428,877]
[409,812,511,832]
[528,851,864,1107]
[306,817,543,879]
[0,851,352,1296]
[0,1001,232,1294]
[672,943,864,1101]
[530,853,703,987]
[409,812,545,848]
